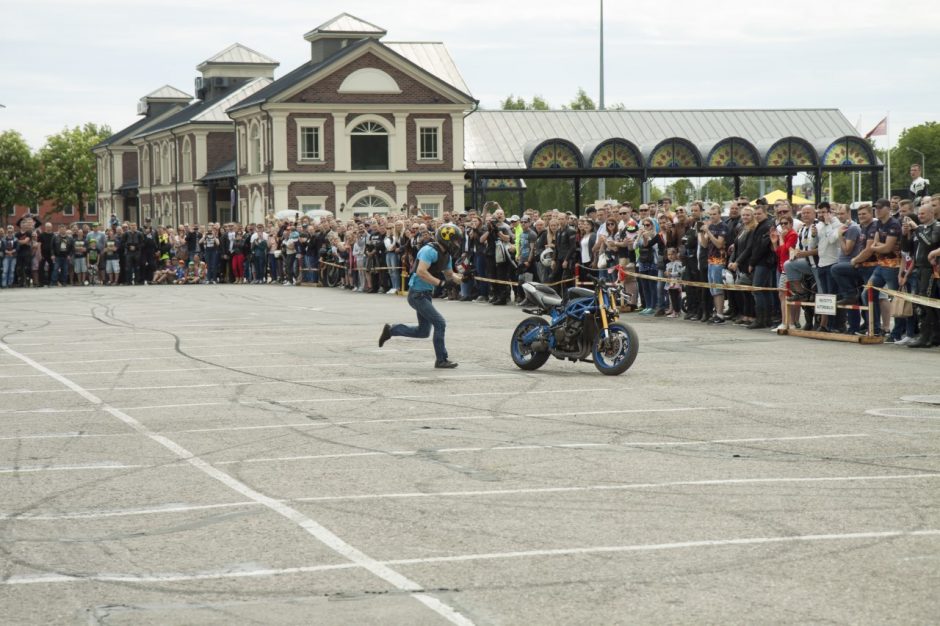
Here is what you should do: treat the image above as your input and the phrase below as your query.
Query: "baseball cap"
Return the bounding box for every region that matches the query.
[509,215,520,222]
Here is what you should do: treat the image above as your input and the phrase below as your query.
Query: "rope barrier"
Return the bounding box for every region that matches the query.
[872,286,940,310]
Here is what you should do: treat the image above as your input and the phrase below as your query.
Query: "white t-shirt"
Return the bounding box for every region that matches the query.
[580,234,592,263]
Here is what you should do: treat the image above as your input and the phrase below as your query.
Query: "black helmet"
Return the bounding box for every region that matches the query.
[435,223,463,257]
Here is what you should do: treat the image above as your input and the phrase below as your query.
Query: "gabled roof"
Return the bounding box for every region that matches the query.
[226,38,371,113]
[136,78,272,138]
[191,78,272,123]
[464,109,862,169]
[304,13,386,39]
[93,103,188,150]
[197,43,278,71]
[143,84,192,101]
[227,38,474,114]
[385,42,471,96]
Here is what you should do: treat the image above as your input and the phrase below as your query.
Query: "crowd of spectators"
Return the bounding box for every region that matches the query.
[3,167,938,348]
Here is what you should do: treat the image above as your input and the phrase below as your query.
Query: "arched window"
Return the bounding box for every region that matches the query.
[181,137,192,183]
[352,194,390,209]
[350,121,389,171]
[249,123,262,174]
[141,149,150,187]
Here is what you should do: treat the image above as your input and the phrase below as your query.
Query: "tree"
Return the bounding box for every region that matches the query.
[564,88,596,111]
[37,123,111,219]
[890,121,940,195]
[664,178,697,205]
[0,130,38,226]
[500,94,551,111]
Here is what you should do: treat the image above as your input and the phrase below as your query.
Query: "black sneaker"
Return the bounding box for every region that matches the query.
[378,324,392,348]
[434,359,458,369]
[709,315,726,325]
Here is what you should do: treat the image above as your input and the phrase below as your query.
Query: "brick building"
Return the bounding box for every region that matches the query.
[226,14,474,222]
[96,13,473,225]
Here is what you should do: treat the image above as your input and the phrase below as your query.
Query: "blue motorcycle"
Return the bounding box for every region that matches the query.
[510,277,639,376]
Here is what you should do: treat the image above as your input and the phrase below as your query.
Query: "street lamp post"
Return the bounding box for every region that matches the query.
[906,146,926,178]
[597,0,606,204]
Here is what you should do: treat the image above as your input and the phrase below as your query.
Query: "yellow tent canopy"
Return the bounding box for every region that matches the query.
[750,189,813,207]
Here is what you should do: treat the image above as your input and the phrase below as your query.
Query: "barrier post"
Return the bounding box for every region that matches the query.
[783,281,790,330]
[867,284,875,339]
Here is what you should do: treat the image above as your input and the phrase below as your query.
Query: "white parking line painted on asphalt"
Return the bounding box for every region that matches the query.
[0,463,147,474]
[4,529,939,585]
[866,407,940,420]
[288,472,940,503]
[0,353,288,366]
[529,407,727,417]
[0,415,497,442]
[0,434,868,475]
[4,470,934,521]
[381,529,940,567]
[0,343,475,626]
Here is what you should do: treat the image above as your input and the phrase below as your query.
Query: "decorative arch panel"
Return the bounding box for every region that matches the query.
[707,138,759,168]
[648,139,701,169]
[822,137,874,167]
[527,139,582,169]
[589,140,642,169]
[765,138,817,168]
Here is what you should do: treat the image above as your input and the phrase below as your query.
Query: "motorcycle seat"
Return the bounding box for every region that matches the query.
[523,282,562,308]
[567,287,594,300]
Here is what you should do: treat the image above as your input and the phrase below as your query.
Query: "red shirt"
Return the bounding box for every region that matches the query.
[776,229,798,272]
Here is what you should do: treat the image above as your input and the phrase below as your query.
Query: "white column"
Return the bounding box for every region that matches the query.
[274,182,289,213]
[333,113,349,172]
[194,133,208,179]
[334,180,348,215]
[196,187,208,224]
[113,153,124,188]
[272,113,287,171]
[392,113,408,172]
[451,180,465,213]
[450,113,464,172]
[395,181,409,209]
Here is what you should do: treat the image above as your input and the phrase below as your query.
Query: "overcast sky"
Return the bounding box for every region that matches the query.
[2,0,937,153]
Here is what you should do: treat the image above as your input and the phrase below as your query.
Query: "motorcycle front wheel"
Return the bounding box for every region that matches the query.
[510,316,551,371]
[592,322,639,376]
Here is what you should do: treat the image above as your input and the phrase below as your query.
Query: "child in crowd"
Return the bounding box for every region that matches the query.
[174,259,187,284]
[86,240,100,286]
[664,247,684,318]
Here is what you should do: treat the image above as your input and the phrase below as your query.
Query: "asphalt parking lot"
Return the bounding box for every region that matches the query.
[1,284,938,625]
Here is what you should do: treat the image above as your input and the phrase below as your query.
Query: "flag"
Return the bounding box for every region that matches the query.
[865,117,887,138]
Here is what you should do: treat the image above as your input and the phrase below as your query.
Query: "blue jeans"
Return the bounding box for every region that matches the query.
[638,264,657,309]
[304,254,318,283]
[204,248,219,282]
[473,252,489,298]
[816,265,835,295]
[752,264,775,314]
[386,252,401,292]
[52,257,69,285]
[253,254,266,282]
[656,270,668,309]
[391,289,447,363]
[2,256,15,287]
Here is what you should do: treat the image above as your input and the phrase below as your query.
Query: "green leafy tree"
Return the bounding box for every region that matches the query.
[500,94,551,111]
[37,123,111,219]
[664,178,697,204]
[889,121,940,195]
[0,130,38,226]
[564,88,596,111]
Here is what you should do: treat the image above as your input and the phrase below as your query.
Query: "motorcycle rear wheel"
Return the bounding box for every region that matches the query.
[592,322,639,376]
[510,316,551,371]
